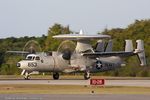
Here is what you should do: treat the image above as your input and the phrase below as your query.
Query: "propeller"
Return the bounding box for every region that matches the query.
[23,40,42,54]
[7,40,42,55]
[57,40,76,60]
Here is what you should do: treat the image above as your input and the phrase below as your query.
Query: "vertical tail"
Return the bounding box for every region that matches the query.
[95,40,113,52]
[95,40,105,52]
[125,40,133,52]
[135,40,146,66]
[105,40,113,52]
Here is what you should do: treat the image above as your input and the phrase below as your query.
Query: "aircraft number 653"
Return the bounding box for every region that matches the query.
[28,62,37,67]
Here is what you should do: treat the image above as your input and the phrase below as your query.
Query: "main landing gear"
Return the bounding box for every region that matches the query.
[53,72,59,80]
[84,71,90,80]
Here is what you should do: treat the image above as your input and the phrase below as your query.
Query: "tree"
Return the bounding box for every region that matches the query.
[45,24,71,51]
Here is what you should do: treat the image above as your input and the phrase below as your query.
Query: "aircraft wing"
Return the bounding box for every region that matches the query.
[6,51,29,54]
[82,51,136,57]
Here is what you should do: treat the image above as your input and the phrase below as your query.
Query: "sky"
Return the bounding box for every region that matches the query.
[0,0,150,38]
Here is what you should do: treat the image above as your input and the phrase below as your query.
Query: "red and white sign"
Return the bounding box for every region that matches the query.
[90,79,105,85]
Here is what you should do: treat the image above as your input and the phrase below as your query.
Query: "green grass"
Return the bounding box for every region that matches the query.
[0,84,150,94]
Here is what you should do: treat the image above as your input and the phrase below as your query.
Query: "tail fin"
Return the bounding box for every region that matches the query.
[135,40,146,66]
[125,40,133,52]
[105,40,113,52]
[95,40,113,52]
[95,40,105,52]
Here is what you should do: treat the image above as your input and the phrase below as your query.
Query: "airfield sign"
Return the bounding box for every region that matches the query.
[90,79,105,85]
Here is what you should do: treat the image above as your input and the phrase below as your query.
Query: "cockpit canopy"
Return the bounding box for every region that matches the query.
[26,54,40,61]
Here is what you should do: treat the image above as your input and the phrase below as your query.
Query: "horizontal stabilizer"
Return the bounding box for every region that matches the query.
[82,51,135,57]
[6,51,29,54]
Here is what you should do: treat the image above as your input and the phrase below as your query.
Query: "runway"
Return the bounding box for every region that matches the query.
[0,79,150,87]
[0,79,150,100]
[1,94,150,100]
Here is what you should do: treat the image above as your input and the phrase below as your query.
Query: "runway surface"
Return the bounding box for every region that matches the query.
[0,79,150,87]
[0,79,150,100]
[1,94,150,100]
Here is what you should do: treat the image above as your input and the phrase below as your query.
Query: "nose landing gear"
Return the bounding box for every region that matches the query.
[21,70,31,80]
[24,75,31,80]
[24,72,31,80]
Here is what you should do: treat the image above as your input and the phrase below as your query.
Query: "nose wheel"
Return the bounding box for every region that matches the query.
[24,75,31,80]
[53,72,59,80]
[24,71,31,80]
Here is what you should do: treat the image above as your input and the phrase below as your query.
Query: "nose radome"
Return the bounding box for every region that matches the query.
[16,63,21,67]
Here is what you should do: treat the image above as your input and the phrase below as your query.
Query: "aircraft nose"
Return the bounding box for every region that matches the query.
[16,63,21,67]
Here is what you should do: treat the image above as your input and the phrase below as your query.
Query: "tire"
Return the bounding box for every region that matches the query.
[53,72,59,80]
[24,76,30,80]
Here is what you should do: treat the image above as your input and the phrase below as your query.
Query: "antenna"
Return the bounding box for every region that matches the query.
[79,29,84,35]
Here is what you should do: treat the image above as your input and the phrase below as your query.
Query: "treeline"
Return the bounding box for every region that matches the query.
[0,20,150,76]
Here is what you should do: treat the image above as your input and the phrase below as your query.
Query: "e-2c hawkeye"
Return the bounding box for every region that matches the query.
[9,30,146,80]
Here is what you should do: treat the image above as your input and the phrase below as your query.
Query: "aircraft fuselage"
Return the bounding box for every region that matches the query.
[17,53,122,74]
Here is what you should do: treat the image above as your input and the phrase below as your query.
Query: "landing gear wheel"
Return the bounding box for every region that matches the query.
[24,72,31,80]
[84,71,90,80]
[24,75,31,80]
[53,72,59,80]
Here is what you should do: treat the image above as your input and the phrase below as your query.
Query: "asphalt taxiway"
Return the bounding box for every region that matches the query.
[0,79,150,87]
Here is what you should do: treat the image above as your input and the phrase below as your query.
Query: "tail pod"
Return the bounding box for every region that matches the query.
[135,40,146,66]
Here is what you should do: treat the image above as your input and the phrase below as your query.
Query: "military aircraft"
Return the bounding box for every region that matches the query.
[8,30,146,80]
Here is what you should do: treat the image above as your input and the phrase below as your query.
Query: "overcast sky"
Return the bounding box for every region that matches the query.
[0,0,150,38]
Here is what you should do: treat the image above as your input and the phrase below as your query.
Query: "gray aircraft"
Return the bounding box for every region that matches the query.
[10,30,146,80]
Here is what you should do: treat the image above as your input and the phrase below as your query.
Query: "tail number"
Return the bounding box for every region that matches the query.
[28,62,37,67]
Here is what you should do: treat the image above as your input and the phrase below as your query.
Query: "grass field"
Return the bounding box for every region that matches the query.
[0,84,150,94]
